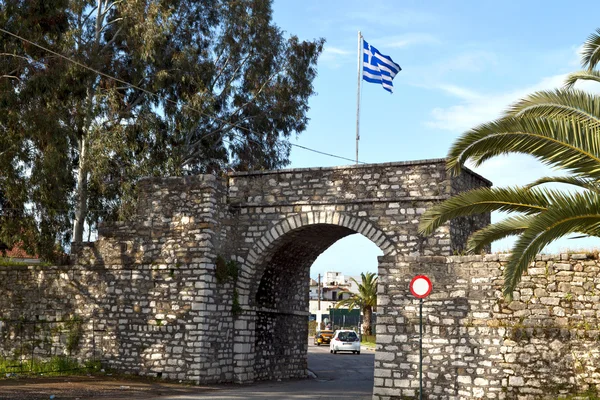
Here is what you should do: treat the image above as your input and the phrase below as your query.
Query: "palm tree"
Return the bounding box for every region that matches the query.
[336,272,377,335]
[419,29,600,299]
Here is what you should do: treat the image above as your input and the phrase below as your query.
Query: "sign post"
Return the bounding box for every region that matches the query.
[409,275,432,400]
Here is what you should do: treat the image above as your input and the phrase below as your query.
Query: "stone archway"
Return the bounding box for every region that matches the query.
[231,212,395,382]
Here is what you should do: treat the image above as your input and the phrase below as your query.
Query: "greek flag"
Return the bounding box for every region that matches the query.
[362,39,401,93]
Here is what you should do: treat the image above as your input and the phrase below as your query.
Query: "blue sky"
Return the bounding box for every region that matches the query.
[270,0,600,279]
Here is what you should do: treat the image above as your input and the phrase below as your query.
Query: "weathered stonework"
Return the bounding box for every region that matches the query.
[1,159,499,391]
[374,254,600,399]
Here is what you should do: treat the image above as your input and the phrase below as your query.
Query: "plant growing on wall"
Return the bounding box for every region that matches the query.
[64,315,83,355]
[215,255,242,316]
[419,28,600,299]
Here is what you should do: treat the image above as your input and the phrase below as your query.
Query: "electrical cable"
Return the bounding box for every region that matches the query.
[0,27,367,165]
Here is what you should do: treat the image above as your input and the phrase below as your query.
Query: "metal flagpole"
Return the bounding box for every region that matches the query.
[355,31,363,164]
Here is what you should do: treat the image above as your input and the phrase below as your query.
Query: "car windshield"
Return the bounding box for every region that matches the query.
[337,331,358,341]
[320,330,333,335]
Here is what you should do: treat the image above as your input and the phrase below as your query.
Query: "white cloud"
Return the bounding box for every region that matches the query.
[426,70,600,133]
[443,51,499,73]
[406,50,500,89]
[374,33,441,49]
[320,45,353,69]
[465,154,559,188]
[436,84,484,101]
[426,73,569,132]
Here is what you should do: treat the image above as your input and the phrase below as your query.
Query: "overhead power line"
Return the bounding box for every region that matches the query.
[0,27,367,165]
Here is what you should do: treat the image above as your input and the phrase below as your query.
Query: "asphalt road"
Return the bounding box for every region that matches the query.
[154,339,375,400]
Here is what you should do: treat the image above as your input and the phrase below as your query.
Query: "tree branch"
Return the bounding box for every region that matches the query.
[0,75,20,81]
[215,54,251,99]
[102,0,123,17]
[100,26,123,51]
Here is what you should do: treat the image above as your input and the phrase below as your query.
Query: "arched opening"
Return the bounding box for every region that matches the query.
[243,214,392,383]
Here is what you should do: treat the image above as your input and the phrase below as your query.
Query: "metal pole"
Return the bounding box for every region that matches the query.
[419,298,423,400]
[92,316,96,364]
[31,319,35,372]
[318,274,321,311]
[19,318,23,372]
[355,30,363,164]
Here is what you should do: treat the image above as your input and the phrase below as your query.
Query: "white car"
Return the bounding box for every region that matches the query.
[329,330,361,354]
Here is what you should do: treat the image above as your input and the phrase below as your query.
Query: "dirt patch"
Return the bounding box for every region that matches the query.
[0,375,224,400]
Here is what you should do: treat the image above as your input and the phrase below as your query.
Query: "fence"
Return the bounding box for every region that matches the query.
[0,316,106,376]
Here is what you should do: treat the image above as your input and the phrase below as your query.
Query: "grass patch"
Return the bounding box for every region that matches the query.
[361,334,376,348]
[0,356,98,376]
[0,257,51,267]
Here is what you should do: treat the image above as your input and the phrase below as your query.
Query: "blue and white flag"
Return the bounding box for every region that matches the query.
[362,39,401,93]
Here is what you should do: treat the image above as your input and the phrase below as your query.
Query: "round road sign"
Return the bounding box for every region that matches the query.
[409,275,432,299]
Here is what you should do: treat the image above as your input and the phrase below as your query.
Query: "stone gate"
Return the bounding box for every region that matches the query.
[0,158,488,383]
[3,158,598,398]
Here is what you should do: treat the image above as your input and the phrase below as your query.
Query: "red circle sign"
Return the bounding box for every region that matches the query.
[409,275,432,299]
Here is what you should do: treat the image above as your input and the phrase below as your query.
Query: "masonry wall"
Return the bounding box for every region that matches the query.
[0,160,494,388]
[228,159,491,261]
[0,175,238,383]
[374,254,600,400]
[225,159,491,383]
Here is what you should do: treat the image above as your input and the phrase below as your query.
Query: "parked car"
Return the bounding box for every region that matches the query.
[314,329,333,345]
[329,330,360,354]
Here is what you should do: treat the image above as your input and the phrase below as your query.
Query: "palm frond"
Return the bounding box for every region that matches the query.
[336,272,378,311]
[418,186,554,236]
[467,215,534,254]
[335,296,361,310]
[564,70,600,89]
[525,176,600,193]
[503,191,600,298]
[581,28,600,71]
[504,89,600,128]
[447,116,600,180]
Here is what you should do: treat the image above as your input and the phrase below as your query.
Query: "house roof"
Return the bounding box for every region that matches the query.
[1,242,39,259]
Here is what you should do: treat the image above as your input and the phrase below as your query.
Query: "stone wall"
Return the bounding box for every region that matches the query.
[0,159,495,388]
[374,254,600,400]
[0,175,239,383]
[226,159,491,382]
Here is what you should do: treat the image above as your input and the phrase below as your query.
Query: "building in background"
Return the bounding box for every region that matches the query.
[309,271,362,330]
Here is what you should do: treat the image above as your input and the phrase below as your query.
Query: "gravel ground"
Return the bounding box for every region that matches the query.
[0,375,225,400]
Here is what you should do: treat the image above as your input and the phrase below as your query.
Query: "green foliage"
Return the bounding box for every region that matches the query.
[215,255,242,315]
[64,315,83,354]
[215,255,239,284]
[0,0,324,254]
[361,335,376,349]
[0,356,81,375]
[215,255,228,283]
[419,28,600,299]
[336,272,377,335]
[232,288,242,316]
[227,259,239,281]
[335,272,378,311]
[0,257,51,267]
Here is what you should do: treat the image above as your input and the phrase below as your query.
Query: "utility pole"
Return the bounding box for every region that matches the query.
[317,274,321,311]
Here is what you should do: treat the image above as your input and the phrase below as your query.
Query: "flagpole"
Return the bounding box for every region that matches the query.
[355,31,363,165]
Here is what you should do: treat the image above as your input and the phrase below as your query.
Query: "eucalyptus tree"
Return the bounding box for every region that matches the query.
[0,0,323,259]
[336,272,378,335]
[419,29,600,298]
